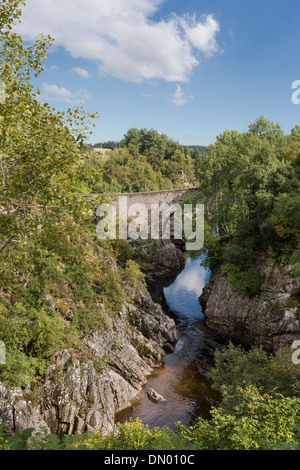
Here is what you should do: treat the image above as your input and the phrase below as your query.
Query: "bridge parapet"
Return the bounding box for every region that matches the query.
[84,187,200,209]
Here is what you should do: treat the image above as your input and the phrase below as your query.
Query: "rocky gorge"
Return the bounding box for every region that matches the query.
[1,239,299,438]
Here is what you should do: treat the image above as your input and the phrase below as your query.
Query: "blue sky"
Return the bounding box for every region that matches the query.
[14,0,300,145]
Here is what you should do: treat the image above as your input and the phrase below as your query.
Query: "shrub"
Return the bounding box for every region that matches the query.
[30,310,64,358]
[122,260,146,289]
[178,386,300,450]
[67,418,190,451]
[221,264,263,296]
[209,342,300,399]
[0,351,41,387]
[115,240,135,265]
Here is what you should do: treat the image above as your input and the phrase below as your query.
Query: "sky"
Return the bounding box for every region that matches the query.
[13,0,300,146]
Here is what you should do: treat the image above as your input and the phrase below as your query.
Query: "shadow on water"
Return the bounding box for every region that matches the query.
[115,254,223,430]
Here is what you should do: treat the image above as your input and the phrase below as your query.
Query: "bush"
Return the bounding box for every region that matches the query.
[67,418,190,451]
[270,193,300,246]
[0,302,31,352]
[209,342,300,399]
[122,260,146,289]
[0,302,64,385]
[178,386,300,450]
[222,243,253,267]
[0,352,41,387]
[30,310,64,358]
[221,264,263,296]
[116,240,135,265]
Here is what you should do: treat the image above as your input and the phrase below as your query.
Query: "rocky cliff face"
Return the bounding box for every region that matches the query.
[199,257,300,352]
[133,239,185,281]
[0,286,178,436]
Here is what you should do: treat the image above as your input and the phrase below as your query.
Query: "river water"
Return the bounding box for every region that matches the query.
[115,254,223,430]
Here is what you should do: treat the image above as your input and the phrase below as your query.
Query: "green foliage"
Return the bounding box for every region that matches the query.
[199,116,298,236]
[0,423,90,450]
[0,1,98,255]
[0,419,192,450]
[198,115,300,281]
[30,309,64,357]
[0,424,35,450]
[193,344,300,448]
[122,259,146,290]
[117,418,154,450]
[264,426,300,450]
[221,263,263,296]
[89,141,195,194]
[0,3,143,387]
[0,302,31,351]
[93,140,118,150]
[115,240,135,265]
[209,342,300,399]
[178,386,300,450]
[270,193,300,246]
[0,351,40,387]
[65,419,191,451]
[117,128,196,189]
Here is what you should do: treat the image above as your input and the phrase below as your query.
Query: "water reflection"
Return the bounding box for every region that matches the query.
[164,255,210,319]
[115,254,221,429]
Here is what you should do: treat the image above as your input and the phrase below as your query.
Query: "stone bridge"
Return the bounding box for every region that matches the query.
[99,186,199,207]
[84,187,203,248]
[84,187,200,211]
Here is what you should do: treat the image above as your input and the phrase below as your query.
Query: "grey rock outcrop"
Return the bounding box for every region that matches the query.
[0,287,178,436]
[133,239,185,281]
[199,257,300,352]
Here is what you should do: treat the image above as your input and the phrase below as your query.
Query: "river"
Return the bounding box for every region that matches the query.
[115,254,223,430]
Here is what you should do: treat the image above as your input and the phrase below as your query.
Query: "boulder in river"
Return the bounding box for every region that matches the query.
[146,388,166,403]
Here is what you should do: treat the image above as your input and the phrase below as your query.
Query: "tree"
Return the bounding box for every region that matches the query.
[122,128,143,149]
[198,118,298,239]
[270,193,300,245]
[0,1,97,253]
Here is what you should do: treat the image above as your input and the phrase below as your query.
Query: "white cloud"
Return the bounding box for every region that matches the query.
[72,67,90,79]
[15,0,220,83]
[48,65,58,72]
[171,84,192,106]
[42,83,72,102]
[171,262,208,295]
[179,14,220,57]
[41,83,90,104]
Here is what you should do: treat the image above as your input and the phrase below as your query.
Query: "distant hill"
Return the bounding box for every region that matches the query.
[93,141,119,150]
